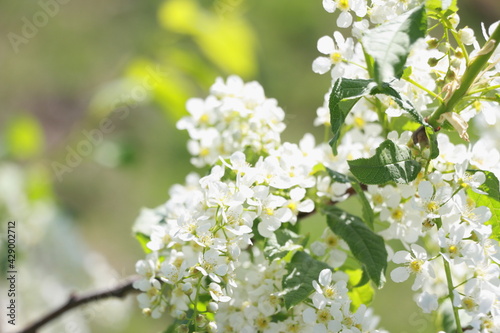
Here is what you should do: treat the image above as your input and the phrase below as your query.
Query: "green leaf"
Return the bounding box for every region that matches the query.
[362,5,427,85]
[468,170,500,240]
[264,229,303,261]
[327,168,374,229]
[328,79,424,155]
[371,82,424,125]
[440,307,457,333]
[326,167,351,184]
[351,181,374,230]
[468,200,499,240]
[354,267,371,288]
[426,0,458,12]
[473,170,500,201]
[135,232,152,254]
[346,269,374,309]
[282,251,332,309]
[348,140,421,185]
[425,126,440,159]
[326,207,388,287]
[329,78,375,155]
[5,114,44,159]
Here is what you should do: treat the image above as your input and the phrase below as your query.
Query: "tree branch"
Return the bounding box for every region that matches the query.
[16,275,141,333]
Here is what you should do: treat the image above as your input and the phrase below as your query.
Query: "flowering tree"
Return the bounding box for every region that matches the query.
[129,1,500,332]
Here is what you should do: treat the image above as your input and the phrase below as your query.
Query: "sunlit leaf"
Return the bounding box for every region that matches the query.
[348,140,421,185]
[5,114,44,159]
[362,5,427,85]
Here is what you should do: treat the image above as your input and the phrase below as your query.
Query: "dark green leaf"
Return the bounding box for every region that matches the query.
[326,207,387,287]
[362,5,427,85]
[441,307,457,333]
[282,251,332,309]
[348,140,421,185]
[329,78,375,155]
[264,229,303,261]
[329,79,424,155]
[351,181,374,230]
[372,82,424,125]
[327,167,351,184]
[425,126,440,159]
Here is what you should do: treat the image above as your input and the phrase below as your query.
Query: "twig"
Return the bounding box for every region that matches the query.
[16,275,141,333]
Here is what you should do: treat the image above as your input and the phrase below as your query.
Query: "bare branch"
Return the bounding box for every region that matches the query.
[16,275,141,333]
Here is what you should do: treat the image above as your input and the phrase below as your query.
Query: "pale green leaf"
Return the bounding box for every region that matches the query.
[362,5,427,85]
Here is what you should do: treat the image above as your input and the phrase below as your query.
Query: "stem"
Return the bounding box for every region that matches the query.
[16,276,140,333]
[469,84,500,94]
[403,76,443,102]
[374,97,390,136]
[427,23,500,129]
[443,257,463,333]
[192,274,204,330]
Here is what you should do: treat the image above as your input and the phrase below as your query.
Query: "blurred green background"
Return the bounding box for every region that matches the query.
[1,0,499,332]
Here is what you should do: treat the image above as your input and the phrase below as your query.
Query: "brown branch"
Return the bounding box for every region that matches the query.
[16,275,141,333]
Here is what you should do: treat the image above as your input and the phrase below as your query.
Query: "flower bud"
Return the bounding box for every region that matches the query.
[458,27,476,45]
[427,57,439,67]
[196,314,208,328]
[182,282,193,295]
[426,38,439,49]
[142,308,152,317]
[446,70,456,81]
[174,310,187,320]
[448,13,460,28]
[207,322,218,333]
[207,302,219,313]
[450,57,462,69]
[438,42,450,53]
[454,49,464,58]
[177,324,189,333]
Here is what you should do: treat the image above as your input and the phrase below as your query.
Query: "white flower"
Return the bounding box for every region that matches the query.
[312,269,348,309]
[250,186,292,237]
[312,32,354,78]
[391,244,435,290]
[322,0,368,28]
[412,181,453,220]
[284,187,315,224]
[209,282,231,303]
[437,223,468,263]
[416,291,438,313]
[133,257,159,292]
[454,160,486,194]
[196,249,229,283]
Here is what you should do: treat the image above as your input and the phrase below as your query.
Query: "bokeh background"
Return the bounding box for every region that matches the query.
[1,0,499,332]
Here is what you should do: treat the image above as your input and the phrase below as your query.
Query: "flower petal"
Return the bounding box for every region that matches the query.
[391,266,410,283]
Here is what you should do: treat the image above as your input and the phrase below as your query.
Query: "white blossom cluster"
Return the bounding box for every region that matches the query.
[133,0,500,332]
[132,76,388,332]
[312,0,500,331]
[177,76,286,168]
